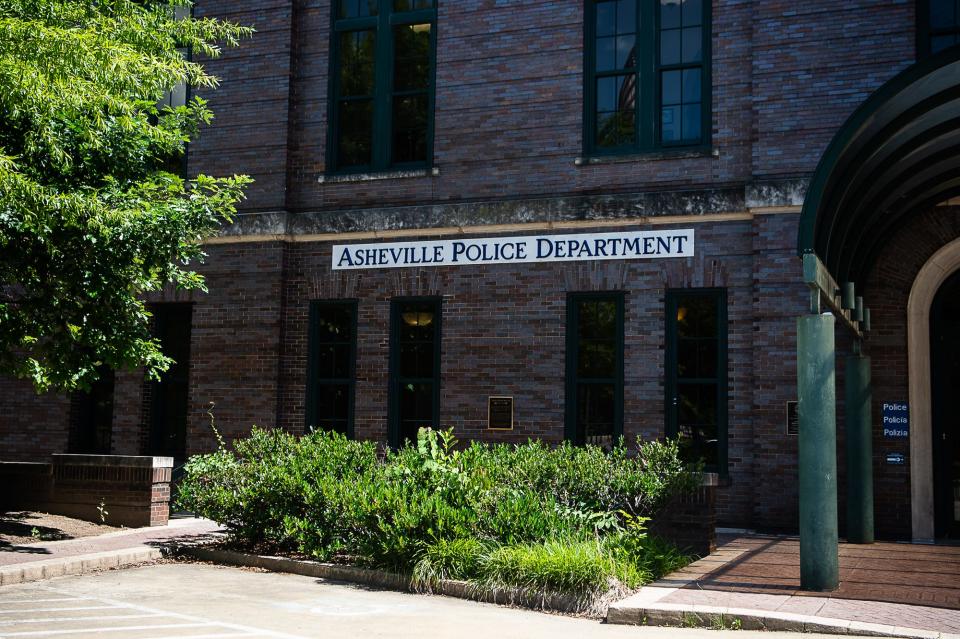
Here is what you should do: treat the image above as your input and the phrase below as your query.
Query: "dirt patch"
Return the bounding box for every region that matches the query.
[0,511,121,547]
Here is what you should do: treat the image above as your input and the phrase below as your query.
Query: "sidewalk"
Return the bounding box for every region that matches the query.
[608,534,960,638]
[0,516,221,585]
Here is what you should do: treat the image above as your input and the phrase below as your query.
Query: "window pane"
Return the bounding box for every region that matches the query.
[662,69,681,105]
[337,99,373,166]
[579,340,616,377]
[394,0,433,10]
[577,383,615,441]
[340,30,376,97]
[596,76,618,112]
[677,383,718,467]
[932,34,958,53]
[677,339,697,378]
[399,343,435,378]
[698,339,718,378]
[317,343,352,379]
[392,94,429,163]
[317,384,350,424]
[595,75,636,147]
[681,0,703,27]
[618,0,637,30]
[931,0,957,28]
[681,26,702,63]
[596,0,616,37]
[616,34,637,69]
[339,0,378,18]
[596,36,617,71]
[394,24,431,91]
[316,306,353,342]
[661,0,681,29]
[682,67,701,102]
[578,300,617,338]
[660,29,681,65]
[398,302,436,341]
[676,296,716,337]
[682,103,701,141]
[661,105,680,142]
[400,382,434,424]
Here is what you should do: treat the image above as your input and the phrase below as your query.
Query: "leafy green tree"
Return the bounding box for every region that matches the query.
[0,0,252,392]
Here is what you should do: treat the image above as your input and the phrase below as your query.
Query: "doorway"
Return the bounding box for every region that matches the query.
[931,270,960,539]
[148,303,193,461]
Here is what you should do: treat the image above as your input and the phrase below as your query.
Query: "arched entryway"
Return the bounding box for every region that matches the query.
[907,237,960,541]
[796,45,960,589]
[931,269,960,538]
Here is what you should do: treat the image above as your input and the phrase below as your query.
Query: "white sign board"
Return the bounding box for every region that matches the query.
[332,229,694,270]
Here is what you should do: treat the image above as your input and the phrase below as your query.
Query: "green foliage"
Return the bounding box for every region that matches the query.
[481,539,641,596]
[177,428,698,603]
[0,0,253,391]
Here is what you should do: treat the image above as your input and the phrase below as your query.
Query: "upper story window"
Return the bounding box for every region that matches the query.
[918,0,960,56]
[328,0,437,173]
[584,0,710,155]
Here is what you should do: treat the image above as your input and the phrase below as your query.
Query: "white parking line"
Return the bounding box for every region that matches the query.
[0,600,81,606]
[0,608,115,615]
[34,586,307,639]
[0,622,210,636]
[0,613,164,626]
[137,634,256,639]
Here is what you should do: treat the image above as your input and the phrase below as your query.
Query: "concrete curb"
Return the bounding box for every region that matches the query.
[606,600,960,639]
[177,546,588,615]
[0,547,163,586]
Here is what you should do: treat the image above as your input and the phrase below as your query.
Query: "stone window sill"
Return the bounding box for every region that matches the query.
[318,166,440,184]
[575,147,719,166]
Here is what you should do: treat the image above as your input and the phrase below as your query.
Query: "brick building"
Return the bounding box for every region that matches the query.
[2,1,959,544]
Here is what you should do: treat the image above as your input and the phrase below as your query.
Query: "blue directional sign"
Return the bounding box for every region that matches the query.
[882,402,909,438]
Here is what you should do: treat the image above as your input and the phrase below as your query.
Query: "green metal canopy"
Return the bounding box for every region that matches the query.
[798,47,960,286]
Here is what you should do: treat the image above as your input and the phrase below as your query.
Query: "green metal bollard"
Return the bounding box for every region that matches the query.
[797,313,839,591]
[845,354,874,544]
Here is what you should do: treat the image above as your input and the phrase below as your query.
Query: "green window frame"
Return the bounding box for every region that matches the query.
[306,300,358,437]
[565,292,625,446]
[388,297,442,448]
[665,288,727,474]
[584,0,711,156]
[918,0,960,57]
[327,0,437,174]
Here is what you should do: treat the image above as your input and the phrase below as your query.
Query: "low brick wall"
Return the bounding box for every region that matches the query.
[649,473,718,557]
[0,455,173,527]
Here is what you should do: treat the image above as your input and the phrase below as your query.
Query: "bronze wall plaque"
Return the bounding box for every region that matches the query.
[488,396,514,431]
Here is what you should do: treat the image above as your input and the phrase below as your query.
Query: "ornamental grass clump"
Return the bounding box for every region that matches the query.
[177,427,700,614]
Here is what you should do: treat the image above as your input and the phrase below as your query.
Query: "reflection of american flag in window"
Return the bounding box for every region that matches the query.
[618,47,637,112]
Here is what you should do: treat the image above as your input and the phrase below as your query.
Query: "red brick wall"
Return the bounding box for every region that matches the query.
[187,1,916,214]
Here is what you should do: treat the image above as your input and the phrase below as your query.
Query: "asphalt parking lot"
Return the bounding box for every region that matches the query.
[0,562,852,639]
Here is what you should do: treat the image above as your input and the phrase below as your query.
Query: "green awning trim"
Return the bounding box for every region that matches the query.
[798,46,960,285]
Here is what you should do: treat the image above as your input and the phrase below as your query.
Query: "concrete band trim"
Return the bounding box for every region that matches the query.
[907,236,960,542]
[203,208,798,246]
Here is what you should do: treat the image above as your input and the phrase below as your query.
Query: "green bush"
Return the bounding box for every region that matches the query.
[176,427,698,605]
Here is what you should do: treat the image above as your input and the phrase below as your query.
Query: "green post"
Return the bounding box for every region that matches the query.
[845,354,874,543]
[797,313,839,591]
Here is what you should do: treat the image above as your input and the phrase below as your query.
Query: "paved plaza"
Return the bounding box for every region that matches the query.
[0,562,852,639]
[611,534,960,636]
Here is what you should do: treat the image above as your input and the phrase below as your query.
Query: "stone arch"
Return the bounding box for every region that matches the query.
[907,236,960,541]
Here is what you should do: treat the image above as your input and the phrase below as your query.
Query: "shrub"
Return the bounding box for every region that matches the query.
[176,427,698,607]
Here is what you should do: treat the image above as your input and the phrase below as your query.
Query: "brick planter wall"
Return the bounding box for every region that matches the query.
[649,473,718,557]
[0,455,173,527]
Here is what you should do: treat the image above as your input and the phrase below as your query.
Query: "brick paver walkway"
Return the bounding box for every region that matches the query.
[611,534,960,636]
[0,517,221,567]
